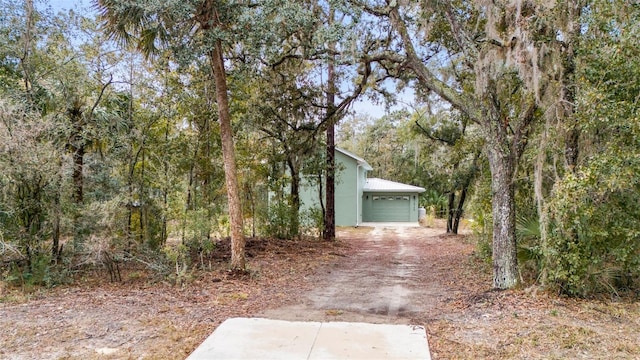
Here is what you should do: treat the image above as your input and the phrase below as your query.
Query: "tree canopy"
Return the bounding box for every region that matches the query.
[0,0,639,296]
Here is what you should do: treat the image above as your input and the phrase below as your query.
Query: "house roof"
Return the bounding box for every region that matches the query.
[336,147,373,171]
[364,178,426,193]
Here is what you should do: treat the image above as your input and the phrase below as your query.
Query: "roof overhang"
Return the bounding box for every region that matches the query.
[336,147,373,170]
[358,160,373,171]
[363,178,426,193]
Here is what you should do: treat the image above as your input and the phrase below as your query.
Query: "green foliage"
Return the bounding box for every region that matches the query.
[3,249,74,289]
[421,189,448,218]
[539,0,640,296]
[259,200,324,240]
[261,200,299,240]
[471,211,493,264]
[162,243,192,285]
[300,207,324,238]
[467,165,493,259]
[192,235,217,271]
[6,252,50,288]
[1,0,639,297]
[545,156,640,296]
[183,208,215,243]
[516,215,543,283]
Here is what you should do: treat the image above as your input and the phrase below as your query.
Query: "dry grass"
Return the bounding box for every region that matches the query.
[425,286,640,359]
[1,227,639,359]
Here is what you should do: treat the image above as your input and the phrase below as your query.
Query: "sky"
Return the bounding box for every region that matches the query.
[351,87,415,119]
[45,0,412,119]
[46,0,94,14]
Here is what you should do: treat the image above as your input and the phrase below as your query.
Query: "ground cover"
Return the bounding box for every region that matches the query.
[1,222,639,359]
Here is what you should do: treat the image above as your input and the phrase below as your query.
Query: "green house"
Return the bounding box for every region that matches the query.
[300,148,426,226]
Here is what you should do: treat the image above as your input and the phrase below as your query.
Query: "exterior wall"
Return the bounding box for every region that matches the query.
[334,151,358,226]
[410,193,420,222]
[299,174,322,213]
[299,150,363,226]
[362,192,420,222]
[356,164,367,225]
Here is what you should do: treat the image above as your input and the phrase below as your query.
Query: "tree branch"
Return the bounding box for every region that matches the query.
[89,74,114,119]
[387,6,482,124]
[414,120,456,146]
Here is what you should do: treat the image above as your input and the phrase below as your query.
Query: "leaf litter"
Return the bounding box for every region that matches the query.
[1,222,639,359]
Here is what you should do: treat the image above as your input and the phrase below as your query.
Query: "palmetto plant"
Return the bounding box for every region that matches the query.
[516,215,543,283]
[422,189,447,218]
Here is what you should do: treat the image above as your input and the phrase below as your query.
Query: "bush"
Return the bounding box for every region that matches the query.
[4,250,73,289]
[300,207,323,238]
[544,158,640,296]
[467,173,493,263]
[261,200,299,239]
[516,215,544,284]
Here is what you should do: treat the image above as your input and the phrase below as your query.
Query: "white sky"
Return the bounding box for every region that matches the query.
[45,0,94,14]
[351,87,415,119]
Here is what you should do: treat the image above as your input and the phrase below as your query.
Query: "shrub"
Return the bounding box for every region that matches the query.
[261,200,299,239]
[300,207,323,238]
[544,158,640,296]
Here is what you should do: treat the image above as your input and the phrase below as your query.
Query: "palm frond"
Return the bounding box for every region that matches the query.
[516,215,540,241]
[94,0,171,57]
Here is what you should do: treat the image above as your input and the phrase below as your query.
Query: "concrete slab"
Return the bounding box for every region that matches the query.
[186,318,321,360]
[310,321,430,360]
[186,317,431,360]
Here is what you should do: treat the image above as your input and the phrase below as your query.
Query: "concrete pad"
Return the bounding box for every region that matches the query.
[186,318,321,360]
[186,317,431,360]
[310,321,430,359]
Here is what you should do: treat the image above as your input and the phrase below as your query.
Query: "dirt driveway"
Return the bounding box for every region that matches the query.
[261,225,473,324]
[262,225,640,359]
[2,224,639,359]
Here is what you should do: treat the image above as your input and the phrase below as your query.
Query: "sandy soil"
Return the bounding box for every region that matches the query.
[260,225,466,324]
[1,224,639,359]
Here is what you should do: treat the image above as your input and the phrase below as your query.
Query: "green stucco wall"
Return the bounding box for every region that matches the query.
[299,150,367,226]
[334,151,357,226]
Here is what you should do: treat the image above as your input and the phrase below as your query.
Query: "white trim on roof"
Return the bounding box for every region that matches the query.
[336,147,373,171]
[364,178,426,193]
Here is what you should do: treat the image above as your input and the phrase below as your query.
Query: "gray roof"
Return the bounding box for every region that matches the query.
[364,178,426,193]
[336,148,373,171]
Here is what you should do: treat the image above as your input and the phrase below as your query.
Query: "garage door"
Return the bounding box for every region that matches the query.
[364,194,411,222]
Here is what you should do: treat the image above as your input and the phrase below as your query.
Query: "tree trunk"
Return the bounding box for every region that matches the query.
[126,182,133,249]
[161,124,169,246]
[318,171,325,227]
[21,0,34,104]
[72,145,84,204]
[139,147,145,244]
[71,143,84,250]
[67,102,85,250]
[202,117,212,242]
[452,187,467,234]
[562,0,582,173]
[487,140,519,289]
[209,41,245,270]
[323,7,336,241]
[287,156,301,237]
[388,3,527,289]
[452,152,478,234]
[52,182,61,262]
[244,181,256,238]
[446,191,455,233]
[323,123,336,238]
[324,131,335,241]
